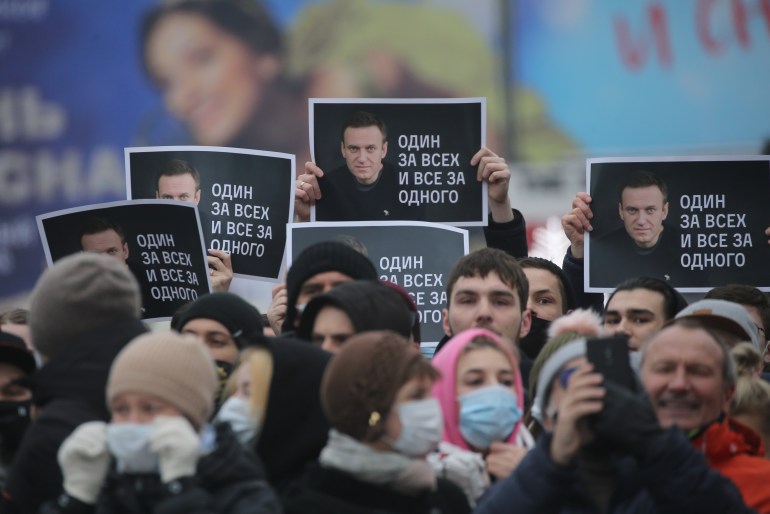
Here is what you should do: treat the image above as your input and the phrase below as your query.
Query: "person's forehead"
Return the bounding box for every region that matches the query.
[302,271,354,288]
[621,185,665,206]
[82,229,122,245]
[457,346,513,374]
[607,288,666,316]
[343,125,385,144]
[523,268,561,296]
[453,272,517,296]
[159,173,196,188]
[645,325,724,365]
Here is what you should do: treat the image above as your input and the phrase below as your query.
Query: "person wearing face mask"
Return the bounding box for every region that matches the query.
[41,332,280,514]
[215,335,331,493]
[430,328,533,505]
[0,332,36,489]
[282,331,470,514]
[173,292,265,406]
[518,257,577,361]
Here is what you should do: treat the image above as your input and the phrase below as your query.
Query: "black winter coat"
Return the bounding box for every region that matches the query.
[2,319,148,514]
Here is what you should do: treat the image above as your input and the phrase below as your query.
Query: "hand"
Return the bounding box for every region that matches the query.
[267,283,287,335]
[294,161,324,221]
[149,415,200,483]
[472,147,513,223]
[58,421,111,504]
[591,380,663,460]
[207,249,233,292]
[485,441,527,480]
[561,192,594,259]
[764,226,770,245]
[549,363,604,466]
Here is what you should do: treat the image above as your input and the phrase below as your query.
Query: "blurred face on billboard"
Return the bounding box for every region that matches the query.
[145,12,279,146]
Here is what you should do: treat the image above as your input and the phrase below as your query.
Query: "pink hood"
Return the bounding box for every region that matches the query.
[431,327,524,450]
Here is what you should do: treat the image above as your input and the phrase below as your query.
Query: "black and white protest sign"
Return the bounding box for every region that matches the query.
[310,98,486,226]
[37,200,211,321]
[586,157,770,292]
[126,146,294,281]
[288,221,468,355]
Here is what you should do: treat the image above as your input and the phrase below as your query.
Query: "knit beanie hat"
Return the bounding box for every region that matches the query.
[296,281,414,342]
[283,241,378,332]
[30,253,142,360]
[107,332,218,430]
[175,292,263,348]
[321,331,423,442]
[532,338,587,423]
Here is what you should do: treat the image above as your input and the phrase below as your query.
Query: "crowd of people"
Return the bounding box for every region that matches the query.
[2,3,768,511]
[0,143,769,512]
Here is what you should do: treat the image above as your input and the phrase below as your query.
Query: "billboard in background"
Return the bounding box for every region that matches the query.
[2,0,767,305]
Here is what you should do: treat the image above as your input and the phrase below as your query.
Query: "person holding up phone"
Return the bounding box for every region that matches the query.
[475,337,754,514]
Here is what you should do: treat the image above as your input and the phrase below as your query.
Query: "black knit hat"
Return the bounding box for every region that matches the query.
[176,292,263,348]
[0,331,36,375]
[296,280,414,342]
[283,241,378,332]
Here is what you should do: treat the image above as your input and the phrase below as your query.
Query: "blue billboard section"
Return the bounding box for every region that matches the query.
[516,0,770,153]
[0,0,158,297]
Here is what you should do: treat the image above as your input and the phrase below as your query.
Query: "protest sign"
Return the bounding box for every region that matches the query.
[586,157,770,292]
[37,200,211,321]
[288,221,469,356]
[126,146,294,281]
[310,98,486,226]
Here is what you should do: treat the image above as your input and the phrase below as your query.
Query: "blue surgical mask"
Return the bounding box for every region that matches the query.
[106,423,159,474]
[216,396,258,446]
[389,398,443,457]
[458,384,521,450]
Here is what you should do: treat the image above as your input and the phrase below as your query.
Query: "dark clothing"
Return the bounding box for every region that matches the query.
[562,247,605,314]
[2,319,147,514]
[482,209,528,259]
[475,428,753,514]
[316,162,424,221]
[282,462,470,514]
[256,337,331,492]
[40,423,280,514]
[589,224,684,289]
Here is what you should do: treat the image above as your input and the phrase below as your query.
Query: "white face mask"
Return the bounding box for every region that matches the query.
[389,398,443,458]
[215,396,259,446]
[106,423,159,474]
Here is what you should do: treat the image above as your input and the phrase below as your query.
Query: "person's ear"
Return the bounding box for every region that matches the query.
[382,140,388,158]
[662,202,669,220]
[441,307,452,338]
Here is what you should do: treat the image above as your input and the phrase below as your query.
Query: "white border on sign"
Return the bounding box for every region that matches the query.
[36,199,212,322]
[584,155,770,293]
[308,98,488,227]
[124,145,296,283]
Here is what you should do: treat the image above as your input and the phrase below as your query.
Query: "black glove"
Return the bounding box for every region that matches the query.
[591,379,663,460]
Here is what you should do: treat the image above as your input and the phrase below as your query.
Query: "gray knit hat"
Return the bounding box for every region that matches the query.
[29,253,142,360]
[532,339,587,423]
[107,332,218,430]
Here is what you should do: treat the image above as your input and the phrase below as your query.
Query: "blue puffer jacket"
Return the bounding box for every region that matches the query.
[474,428,754,514]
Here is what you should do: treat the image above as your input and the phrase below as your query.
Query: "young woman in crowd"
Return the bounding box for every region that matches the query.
[430,327,534,504]
[282,331,470,513]
[730,342,770,459]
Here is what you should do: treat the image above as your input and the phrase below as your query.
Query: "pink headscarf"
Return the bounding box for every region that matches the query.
[431,327,524,450]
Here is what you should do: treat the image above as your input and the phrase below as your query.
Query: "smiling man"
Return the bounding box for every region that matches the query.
[641,318,770,513]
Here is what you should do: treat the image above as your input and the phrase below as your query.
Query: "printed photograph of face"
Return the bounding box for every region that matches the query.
[618,172,669,249]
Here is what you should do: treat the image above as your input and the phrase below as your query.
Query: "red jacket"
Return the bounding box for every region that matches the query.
[691,417,770,514]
